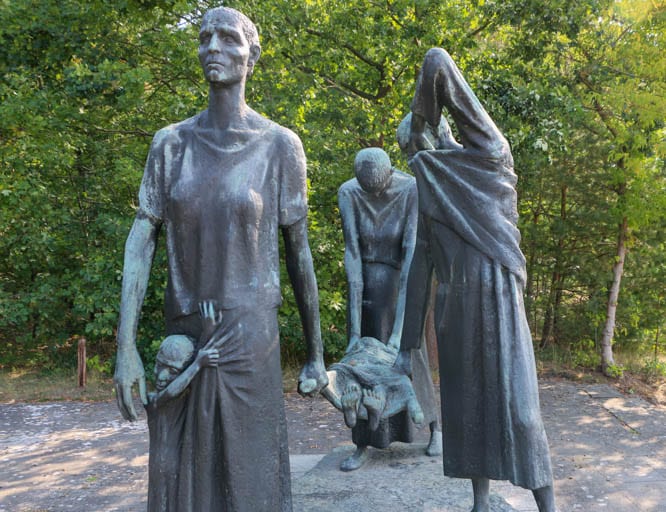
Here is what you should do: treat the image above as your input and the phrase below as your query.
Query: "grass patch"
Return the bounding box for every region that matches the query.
[0,368,115,403]
[1,361,310,403]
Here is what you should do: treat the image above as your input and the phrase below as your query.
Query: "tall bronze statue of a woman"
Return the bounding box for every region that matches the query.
[397,48,558,512]
[113,7,327,511]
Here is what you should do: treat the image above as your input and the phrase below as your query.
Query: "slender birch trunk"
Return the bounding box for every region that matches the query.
[600,216,628,374]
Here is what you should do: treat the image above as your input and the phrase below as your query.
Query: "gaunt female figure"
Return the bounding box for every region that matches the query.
[114,8,326,511]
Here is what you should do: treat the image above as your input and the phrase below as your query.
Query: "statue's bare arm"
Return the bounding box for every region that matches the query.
[338,192,363,352]
[114,213,160,421]
[388,191,419,350]
[282,217,328,396]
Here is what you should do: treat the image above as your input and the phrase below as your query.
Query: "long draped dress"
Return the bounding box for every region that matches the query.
[401,48,553,490]
[138,111,307,511]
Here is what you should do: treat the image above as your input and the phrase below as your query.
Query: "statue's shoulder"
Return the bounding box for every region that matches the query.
[150,114,202,150]
[258,115,304,153]
[392,169,417,192]
[337,177,362,198]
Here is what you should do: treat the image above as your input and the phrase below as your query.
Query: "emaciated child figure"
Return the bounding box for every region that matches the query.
[145,300,234,511]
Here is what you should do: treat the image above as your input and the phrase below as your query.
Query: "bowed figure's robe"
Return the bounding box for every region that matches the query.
[402,48,553,490]
[337,173,439,448]
[139,111,307,511]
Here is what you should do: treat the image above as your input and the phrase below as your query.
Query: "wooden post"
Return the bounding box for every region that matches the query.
[77,337,87,388]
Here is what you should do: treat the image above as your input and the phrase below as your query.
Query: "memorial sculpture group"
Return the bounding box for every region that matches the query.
[114,7,557,512]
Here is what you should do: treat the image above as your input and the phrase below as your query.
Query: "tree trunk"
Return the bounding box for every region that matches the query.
[600,216,628,374]
[540,185,567,349]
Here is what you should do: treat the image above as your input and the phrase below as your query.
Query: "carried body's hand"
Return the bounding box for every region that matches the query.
[114,346,147,421]
[298,358,328,397]
[393,349,413,378]
[197,348,220,367]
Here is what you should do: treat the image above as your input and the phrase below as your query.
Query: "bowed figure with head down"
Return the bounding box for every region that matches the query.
[321,147,442,471]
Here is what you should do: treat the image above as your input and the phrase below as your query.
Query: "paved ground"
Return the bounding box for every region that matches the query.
[0,378,665,511]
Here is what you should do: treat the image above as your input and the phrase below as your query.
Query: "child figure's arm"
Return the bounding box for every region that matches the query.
[153,347,219,407]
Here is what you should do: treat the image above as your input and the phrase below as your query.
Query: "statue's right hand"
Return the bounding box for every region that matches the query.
[113,346,147,421]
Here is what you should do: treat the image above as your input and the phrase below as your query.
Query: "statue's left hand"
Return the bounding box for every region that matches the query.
[297,359,328,397]
[114,346,147,421]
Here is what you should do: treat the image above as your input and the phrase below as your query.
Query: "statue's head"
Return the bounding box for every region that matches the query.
[154,335,196,391]
[198,7,261,85]
[396,112,458,154]
[354,147,393,195]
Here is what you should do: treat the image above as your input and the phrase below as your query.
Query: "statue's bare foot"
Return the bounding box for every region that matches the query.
[426,429,442,456]
[341,383,361,428]
[362,387,386,431]
[340,445,369,472]
[407,395,424,425]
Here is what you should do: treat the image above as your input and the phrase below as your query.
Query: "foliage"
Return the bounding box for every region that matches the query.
[1,0,665,374]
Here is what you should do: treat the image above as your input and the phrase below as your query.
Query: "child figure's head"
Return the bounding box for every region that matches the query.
[154,334,196,391]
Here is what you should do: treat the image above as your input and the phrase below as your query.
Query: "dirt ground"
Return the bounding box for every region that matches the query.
[2,378,666,511]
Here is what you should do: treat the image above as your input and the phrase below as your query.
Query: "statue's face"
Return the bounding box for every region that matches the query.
[154,354,187,391]
[198,10,255,85]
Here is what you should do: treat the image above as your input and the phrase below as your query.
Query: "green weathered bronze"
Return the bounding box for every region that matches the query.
[113,7,327,511]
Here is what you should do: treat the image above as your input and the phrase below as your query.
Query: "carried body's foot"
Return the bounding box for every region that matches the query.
[340,445,369,472]
[341,383,362,428]
[426,429,442,456]
[362,387,386,431]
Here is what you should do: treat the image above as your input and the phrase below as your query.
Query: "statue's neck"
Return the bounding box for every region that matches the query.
[205,81,248,131]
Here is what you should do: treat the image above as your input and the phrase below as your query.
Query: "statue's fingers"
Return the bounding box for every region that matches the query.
[198,302,205,317]
[114,383,130,420]
[117,384,136,421]
[138,377,148,405]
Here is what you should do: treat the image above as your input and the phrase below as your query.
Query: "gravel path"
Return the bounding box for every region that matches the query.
[1,379,665,511]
